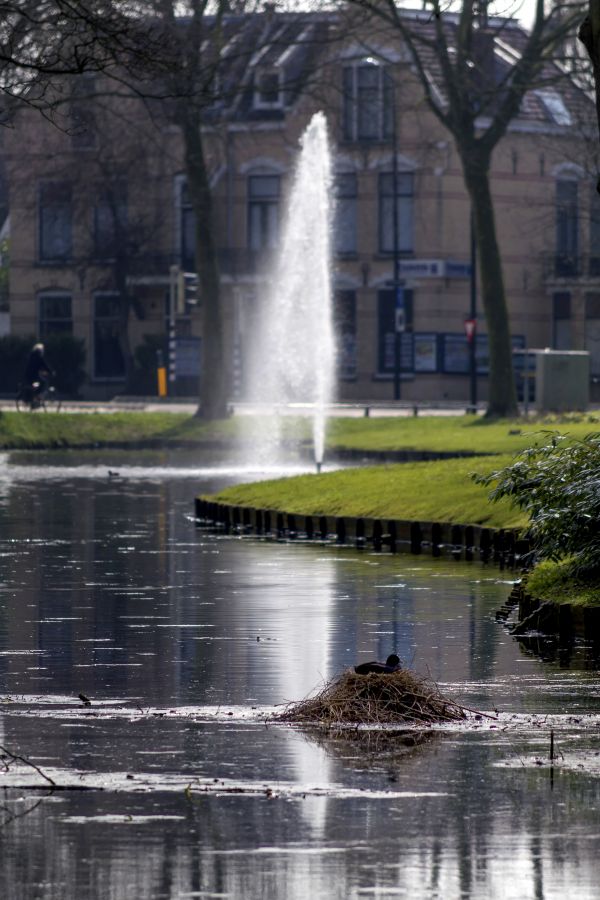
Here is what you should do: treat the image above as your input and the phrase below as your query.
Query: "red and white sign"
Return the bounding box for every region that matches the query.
[464,318,477,343]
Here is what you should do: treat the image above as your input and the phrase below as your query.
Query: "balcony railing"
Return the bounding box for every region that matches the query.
[542,253,600,280]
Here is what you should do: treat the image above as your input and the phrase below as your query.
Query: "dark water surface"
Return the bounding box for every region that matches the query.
[0,450,599,900]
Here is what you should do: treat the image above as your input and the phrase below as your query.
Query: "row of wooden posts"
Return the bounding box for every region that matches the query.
[195,498,529,566]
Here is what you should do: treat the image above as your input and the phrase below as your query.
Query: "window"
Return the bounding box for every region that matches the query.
[379,172,414,254]
[334,173,357,255]
[441,334,524,375]
[93,293,125,380]
[556,178,578,276]
[254,69,282,108]
[343,62,393,142]
[377,288,413,374]
[536,90,571,126]
[70,75,96,149]
[334,290,357,379]
[413,333,438,372]
[179,181,196,271]
[39,181,72,261]
[39,293,72,336]
[585,292,600,376]
[94,182,127,259]
[247,174,280,251]
[553,291,571,349]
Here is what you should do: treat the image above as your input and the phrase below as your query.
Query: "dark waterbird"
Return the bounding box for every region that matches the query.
[354,653,402,675]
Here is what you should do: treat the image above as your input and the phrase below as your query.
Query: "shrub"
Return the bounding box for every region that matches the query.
[0,334,34,393]
[474,432,600,578]
[43,334,86,397]
[129,334,166,395]
[0,333,86,397]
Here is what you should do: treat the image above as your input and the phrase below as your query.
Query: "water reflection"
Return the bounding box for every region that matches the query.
[0,450,599,899]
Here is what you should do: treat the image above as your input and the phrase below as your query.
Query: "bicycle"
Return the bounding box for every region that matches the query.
[15,379,62,412]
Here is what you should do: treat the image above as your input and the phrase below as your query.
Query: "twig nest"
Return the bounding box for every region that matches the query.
[277,668,467,726]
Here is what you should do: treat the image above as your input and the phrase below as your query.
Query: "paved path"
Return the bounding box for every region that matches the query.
[1,397,591,417]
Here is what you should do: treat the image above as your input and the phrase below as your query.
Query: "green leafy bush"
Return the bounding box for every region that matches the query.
[129,334,166,395]
[0,334,34,393]
[43,334,86,397]
[474,433,600,577]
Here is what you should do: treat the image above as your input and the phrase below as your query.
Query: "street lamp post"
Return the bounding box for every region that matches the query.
[465,209,478,413]
[392,76,405,401]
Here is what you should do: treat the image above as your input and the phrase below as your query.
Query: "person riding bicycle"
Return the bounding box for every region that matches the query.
[24,343,54,403]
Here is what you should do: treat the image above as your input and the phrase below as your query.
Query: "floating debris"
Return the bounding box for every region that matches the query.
[276,669,469,726]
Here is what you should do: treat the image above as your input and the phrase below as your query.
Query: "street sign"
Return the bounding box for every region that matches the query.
[464,317,477,343]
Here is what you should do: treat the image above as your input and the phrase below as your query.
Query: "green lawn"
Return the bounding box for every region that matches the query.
[0,409,597,454]
[0,410,241,448]
[204,455,526,529]
[326,413,600,455]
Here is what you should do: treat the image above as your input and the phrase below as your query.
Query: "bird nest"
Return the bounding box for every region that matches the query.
[276,668,468,726]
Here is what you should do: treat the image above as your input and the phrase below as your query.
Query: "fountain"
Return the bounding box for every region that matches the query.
[245,112,336,470]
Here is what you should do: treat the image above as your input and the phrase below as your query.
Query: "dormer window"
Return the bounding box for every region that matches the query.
[254,68,282,109]
[536,90,571,126]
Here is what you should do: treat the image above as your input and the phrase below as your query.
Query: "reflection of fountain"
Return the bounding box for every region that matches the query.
[246,112,336,469]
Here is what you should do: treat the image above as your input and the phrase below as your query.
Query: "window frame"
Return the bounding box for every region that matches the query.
[38,292,73,337]
[342,61,393,143]
[555,177,579,276]
[247,173,281,252]
[93,181,128,261]
[378,171,414,255]
[253,68,283,109]
[334,172,358,256]
[38,180,73,263]
[92,291,125,382]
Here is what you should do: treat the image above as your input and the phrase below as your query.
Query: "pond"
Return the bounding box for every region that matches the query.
[0,449,599,900]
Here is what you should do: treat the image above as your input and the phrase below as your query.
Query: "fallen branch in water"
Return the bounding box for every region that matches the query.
[0,744,56,787]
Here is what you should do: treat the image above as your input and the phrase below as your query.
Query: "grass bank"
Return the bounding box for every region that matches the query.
[204,455,527,530]
[526,561,600,608]
[326,413,600,455]
[0,409,598,453]
[0,410,242,448]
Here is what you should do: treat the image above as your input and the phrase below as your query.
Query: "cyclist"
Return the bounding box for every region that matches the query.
[24,342,54,405]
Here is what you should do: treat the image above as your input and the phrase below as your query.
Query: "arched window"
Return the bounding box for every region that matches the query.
[555,171,579,277]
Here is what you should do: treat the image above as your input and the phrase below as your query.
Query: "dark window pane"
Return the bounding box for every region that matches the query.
[94,295,125,379]
[94,183,127,258]
[553,292,571,319]
[39,293,72,337]
[334,173,357,255]
[248,175,280,250]
[342,63,392,142]
[556,178,578,274]
[335,290,357,378]
[379,173,414,253]
[39,181,72,261]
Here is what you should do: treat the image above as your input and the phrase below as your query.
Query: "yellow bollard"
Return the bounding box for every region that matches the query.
[157,366,167,398]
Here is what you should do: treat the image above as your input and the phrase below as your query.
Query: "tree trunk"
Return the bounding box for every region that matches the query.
[183,116,228,420]
[579,10,600,185]
[464,159,518,418]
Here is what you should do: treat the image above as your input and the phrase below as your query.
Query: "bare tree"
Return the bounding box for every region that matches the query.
[341,0,584,417]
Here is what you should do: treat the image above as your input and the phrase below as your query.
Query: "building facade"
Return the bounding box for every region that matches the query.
[3,9,597,403]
